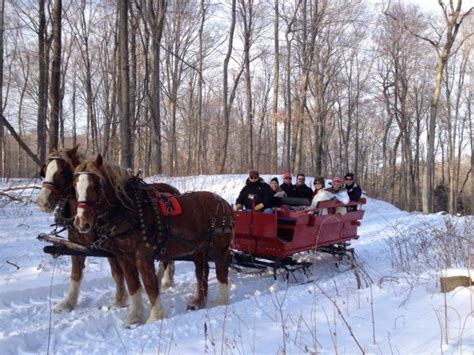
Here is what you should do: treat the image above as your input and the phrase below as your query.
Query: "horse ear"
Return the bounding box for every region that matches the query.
[66,144,80,159]
[95,154,103,168]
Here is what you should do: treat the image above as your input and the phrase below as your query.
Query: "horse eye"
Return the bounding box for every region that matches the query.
[61,169,72,180]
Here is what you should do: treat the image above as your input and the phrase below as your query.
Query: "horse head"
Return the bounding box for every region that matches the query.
[73,154,132,234]
[37,145,82,212]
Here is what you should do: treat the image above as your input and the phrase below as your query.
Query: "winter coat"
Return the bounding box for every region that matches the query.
[236,178,274,210]
[311,188,350,208]
[280,182,299,198]
[296,184,313,200]
[344,182,362,201]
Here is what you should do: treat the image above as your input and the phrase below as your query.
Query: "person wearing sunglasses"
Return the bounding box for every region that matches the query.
[279,172,298,197]
[308,176,349,215]
[235,170,274,213]
[312,177,325,197]
[343,173,362,202]
[344,173,362,211]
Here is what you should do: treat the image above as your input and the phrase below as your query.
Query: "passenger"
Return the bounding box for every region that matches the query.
[235,170,274,213]
[279,172,298,197]
[344,173,362,212]
[270,177,286,209]
[312,176,325,197]
[270,177,286,198]
[310,176,349,215]
[295,173,313,200]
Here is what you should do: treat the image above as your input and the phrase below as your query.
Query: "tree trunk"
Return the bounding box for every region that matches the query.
[196,0,206,174]
[469,93,473,214]
[219,0,237,173]
[49,0,61,152]
[239,0,255,168]
[146,0,166,174]
[271,0,279,173]
[119,0,132,168]
[0,0,4,177]
[37,0,48,164]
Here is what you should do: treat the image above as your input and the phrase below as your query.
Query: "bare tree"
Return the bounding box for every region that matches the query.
[37,0,48,164]
[0,0,4,177]
[118,0,132,168]
[48,0,61,152]
[271,0,279,173]
[219,0,237,173]
[386,0,473,212]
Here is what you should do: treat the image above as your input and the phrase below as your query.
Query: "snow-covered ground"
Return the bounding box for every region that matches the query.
[0,174,473,354]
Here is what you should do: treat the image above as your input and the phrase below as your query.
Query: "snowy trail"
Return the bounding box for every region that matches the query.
[1,176,473,354]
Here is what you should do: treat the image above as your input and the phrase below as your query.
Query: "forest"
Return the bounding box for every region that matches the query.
[0,0,472,214]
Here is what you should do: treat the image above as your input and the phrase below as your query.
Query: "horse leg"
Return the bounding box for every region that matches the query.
[117,257,144,326]
[53,255,85,312]
[137,256,165,323]
[188,252,209,310]
[107,257,127,308]
[214,245,230,306]
[156,260,175,289]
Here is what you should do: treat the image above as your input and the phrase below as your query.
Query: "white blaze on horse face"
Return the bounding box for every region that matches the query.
[76,174,90,218]
[37,160,59,210]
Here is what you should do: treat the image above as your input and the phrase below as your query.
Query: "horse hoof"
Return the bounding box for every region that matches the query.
[111,298,127,309]
[146,312,164,324]
[186,304,198,311]
[53,300,75,313]
[161,280,174,290]
[186,300,205,311]
[124,314,142,326]
[124,308,144,326]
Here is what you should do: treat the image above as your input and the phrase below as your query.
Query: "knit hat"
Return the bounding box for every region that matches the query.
[282,172,291,178]
[332,176,342,184]
[271,177,279,184]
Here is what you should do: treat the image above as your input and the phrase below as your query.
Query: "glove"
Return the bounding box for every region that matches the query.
[235,204,243,210]
[254,203,264,211]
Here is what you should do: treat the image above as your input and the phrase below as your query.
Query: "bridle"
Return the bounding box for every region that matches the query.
[41,157,74,198]
[74,171,103,213]
[74,171,118,218]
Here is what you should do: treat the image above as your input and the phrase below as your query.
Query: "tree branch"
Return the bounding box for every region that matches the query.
[0,115,42,167]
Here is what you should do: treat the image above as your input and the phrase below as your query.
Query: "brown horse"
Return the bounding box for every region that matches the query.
[73,154,233,324]
[36,147,177,317]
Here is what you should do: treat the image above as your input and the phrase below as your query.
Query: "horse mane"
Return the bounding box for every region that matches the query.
[47,147,85,168]
[76,158,134,208]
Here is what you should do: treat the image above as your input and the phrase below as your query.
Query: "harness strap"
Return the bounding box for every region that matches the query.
[42,181,62,196]
[77,202,96,211]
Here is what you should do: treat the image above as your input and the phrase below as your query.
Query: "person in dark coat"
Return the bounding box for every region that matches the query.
[344,173,362,201]
[270,177,286,208]
[344,173,362,211]
[295,173,313,201]
[235,170,274,213]
[279,172,298,197]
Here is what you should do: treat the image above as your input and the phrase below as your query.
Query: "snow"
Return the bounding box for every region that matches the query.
[0,174,473,354]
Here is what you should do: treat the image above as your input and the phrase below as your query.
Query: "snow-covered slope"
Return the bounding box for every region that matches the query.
[0,175,473,354]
